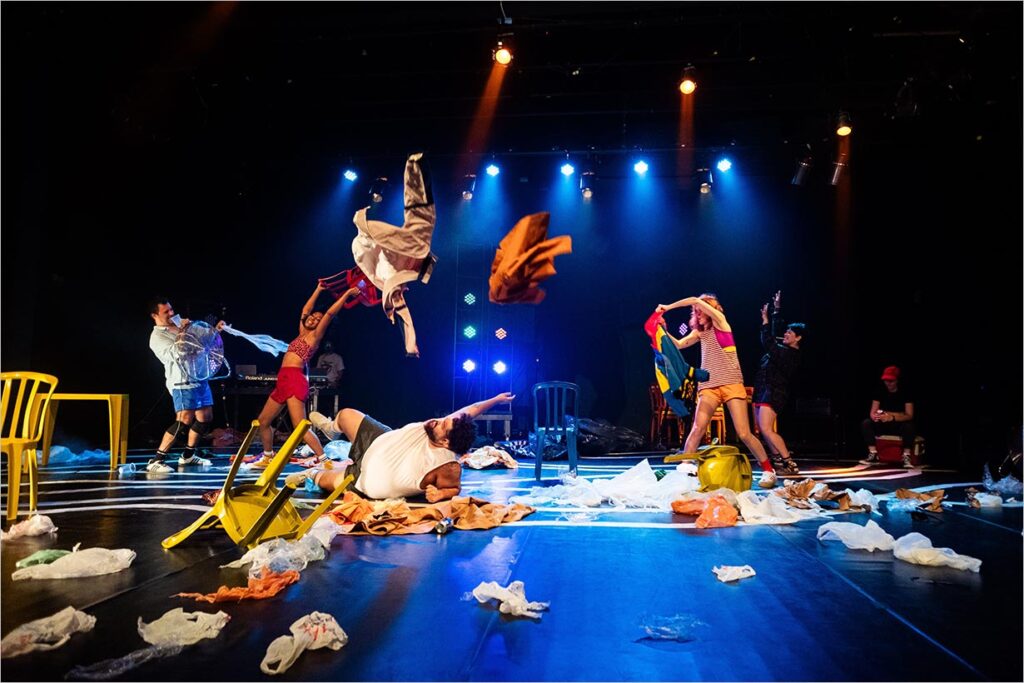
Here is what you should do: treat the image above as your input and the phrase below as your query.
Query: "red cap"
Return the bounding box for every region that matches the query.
[881,365,900,381]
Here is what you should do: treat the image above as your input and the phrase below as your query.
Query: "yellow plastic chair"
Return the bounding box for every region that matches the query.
[1,372,59,521]
[663,444,752,492]
[162,419,352,550]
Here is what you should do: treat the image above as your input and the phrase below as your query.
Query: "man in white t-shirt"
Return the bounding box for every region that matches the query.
[306,392,514,502]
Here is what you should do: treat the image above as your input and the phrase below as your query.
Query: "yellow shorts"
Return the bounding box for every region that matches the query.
[698,383,747,405]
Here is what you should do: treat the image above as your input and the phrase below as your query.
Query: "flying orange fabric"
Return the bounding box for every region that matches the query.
[489,212,572,304]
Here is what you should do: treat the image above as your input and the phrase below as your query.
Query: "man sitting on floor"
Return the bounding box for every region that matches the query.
[302,392,515,502]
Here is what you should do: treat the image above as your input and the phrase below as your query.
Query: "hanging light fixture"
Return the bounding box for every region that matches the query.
[580,170,595,199]
[461,174,477,201]
[791,153,813,186]
[369,176,388,203]
[493,40,513,65]
[678,65,697,95]
[836,111,853,136]
[830,153,849,185]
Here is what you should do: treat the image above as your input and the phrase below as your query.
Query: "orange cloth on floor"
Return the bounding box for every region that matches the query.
[489,212,572,304]
[327,491,534,535]
[671,499,709,515]
[174,569,300,603]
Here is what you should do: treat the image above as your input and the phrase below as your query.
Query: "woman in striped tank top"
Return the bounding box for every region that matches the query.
[656,293,777,488]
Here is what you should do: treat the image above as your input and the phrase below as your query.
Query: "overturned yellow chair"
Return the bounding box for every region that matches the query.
[162,419,352,550]
[664,444,752,492]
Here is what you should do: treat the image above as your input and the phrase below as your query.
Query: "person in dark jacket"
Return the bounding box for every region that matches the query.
[752,291,805,475]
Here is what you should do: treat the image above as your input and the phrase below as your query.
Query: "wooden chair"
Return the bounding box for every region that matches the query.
[649,383,686,448]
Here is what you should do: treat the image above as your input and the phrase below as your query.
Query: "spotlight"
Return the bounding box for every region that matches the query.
[492,360,507,375]
[463,293,477,305]
[791,154,813,186]
[461,174,477,201]
[678,65,697,95]
[493,41,513,66]
[836,112,853,136]
[463,325,477,339]
[716,159,732,172]
[485,163,500,177]
[696,167,713,193]
[343,169,358,182]
[579,170,595,199]
[830,153,849,185]
[369,176,388,203]
[495,327,507,340]
[633,160,649,175]
[462,359,477,373]
[561,162,575,177]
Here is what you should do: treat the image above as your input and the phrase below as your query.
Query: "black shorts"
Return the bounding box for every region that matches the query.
[348,415,391,488]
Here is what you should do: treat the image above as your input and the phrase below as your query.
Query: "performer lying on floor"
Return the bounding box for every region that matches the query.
[227,283,360,467]
[304,392,515,502]
[657,293,778,488]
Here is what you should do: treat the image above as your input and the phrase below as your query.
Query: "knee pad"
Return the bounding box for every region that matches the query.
[189,420,212,438]
[164,420,190,444]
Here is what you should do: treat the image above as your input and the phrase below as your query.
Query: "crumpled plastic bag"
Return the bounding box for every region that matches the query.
[982,463,1023,496]
[892,532,982,572]
[1,607,96,658]
[174,569,299,603]
[816,519,896,551]
[966,487,1003,508]
[306,516,345,549]
[736,490,824,525]
[322,440,352,461]
[845,488,880,512]
[636,614,704,643]
[470,580,550,619]
[1,514,58,541]
[138,608,230,646]
[460,445,519,470]
[512,459,699,510]
[66,644,184,680]
[220,536,324,579]
[712,565,756,583]
[12,547,135,581]
[15,548,72,568]
[66,609,228,681]
[42,445,109,466]
[260,612,347,676]
[695,496,738,528]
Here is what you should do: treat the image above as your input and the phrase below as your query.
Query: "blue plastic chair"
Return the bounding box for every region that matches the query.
[533,381,580,480]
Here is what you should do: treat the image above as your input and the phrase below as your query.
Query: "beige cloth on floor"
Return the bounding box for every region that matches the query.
[327,491,534,535]
[489,212,572,304]
[894,487,945,512]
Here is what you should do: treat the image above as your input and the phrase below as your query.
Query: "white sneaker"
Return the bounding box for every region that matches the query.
[178,454,211,467]
[146,459,174,474]
[758,469,777,489]
[901,454,914,469]
[859,452,880,466]
[309,411,342,440]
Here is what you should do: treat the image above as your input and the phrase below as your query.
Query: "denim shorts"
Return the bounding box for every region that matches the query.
[171,382,213,411]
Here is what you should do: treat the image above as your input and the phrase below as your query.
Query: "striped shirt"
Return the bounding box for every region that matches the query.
[698,327,745,391]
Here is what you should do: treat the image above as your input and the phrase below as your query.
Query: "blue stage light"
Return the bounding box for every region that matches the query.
[633,160,649,175]
[492,361,507,375]
[561,163,575,177]
[463,293,477,305]
[462,359,476,373]
[463,325,477,339]
[343,169,358,182]
[716,159,732,172]
[486,164,500,177]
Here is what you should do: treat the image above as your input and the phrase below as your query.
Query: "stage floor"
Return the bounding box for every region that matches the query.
[2,451,1021,681]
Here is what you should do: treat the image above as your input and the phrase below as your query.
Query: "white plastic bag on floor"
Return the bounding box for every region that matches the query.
[1,514,58,541]
[712,565,756,583]
[260,612,347,676]
[893,532,982,572]
[1,606,96,658]
[816,519,896,551]
[66,644,184,680]
[844,488,881,511]
[307,517,345,550]
[973,492,1003,507]
[736,490,822,525]
[11,547,135,581]
[220,536,325,578]
[138,608,230,646]
[471,580,550,619]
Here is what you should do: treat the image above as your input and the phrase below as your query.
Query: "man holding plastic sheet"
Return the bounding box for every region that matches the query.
[301,392,515,503]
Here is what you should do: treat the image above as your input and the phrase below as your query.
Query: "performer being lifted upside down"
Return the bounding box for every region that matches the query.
[656,293,778,488]
[304,392,515,502]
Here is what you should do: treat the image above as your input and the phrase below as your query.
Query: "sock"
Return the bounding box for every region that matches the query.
[760,458,775,471]
[154,449,170,462]
[181,446,195,460]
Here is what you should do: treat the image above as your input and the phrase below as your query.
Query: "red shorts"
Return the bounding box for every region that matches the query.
[270,367,309,403]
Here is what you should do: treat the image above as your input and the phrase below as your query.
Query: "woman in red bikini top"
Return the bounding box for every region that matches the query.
[252,283,360,466]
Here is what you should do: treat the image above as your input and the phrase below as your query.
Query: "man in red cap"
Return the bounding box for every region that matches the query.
[859,365,916,468]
